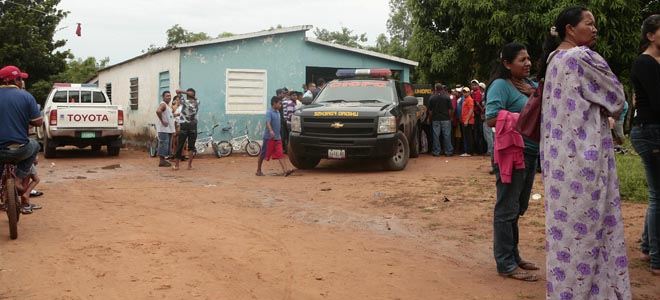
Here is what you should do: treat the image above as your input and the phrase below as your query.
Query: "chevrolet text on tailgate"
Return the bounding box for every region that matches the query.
[38,83,124,158]
[288,69,420,171]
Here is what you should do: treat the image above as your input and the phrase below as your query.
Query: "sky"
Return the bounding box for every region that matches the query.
[52,0,392,65]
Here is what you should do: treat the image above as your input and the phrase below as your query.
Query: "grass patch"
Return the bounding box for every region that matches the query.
[616,149,648,203]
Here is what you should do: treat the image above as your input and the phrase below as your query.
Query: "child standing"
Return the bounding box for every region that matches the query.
[256,96,294,176]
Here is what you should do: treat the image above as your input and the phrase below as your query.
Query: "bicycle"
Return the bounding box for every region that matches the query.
[217,125,261,157]
[194,123,222,158]
[1,163,21,239]
[147,123,158,157]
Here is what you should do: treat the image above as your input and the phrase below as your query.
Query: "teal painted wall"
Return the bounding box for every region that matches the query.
[179,30,412,141]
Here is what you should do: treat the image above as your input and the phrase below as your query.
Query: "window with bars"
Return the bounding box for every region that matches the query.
[129,78,139,110]
[105,83,112,102]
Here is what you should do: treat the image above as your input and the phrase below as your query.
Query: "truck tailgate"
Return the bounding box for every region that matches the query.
[54,105,120,128]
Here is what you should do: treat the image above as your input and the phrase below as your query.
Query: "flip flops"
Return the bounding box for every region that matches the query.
[30,190,44,197]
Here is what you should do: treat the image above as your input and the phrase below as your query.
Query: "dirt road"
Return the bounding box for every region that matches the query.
[1,148,657,299]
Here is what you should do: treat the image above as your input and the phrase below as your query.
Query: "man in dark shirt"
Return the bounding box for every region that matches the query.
[428,83,454,156]
[0,65,43,213]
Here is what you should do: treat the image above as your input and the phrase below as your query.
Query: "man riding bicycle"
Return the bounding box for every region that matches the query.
[0,65,43,214]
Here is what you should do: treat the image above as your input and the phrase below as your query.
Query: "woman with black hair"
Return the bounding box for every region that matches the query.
[539,6,631,299]
[484,42,540,282]
[631,14,660,276]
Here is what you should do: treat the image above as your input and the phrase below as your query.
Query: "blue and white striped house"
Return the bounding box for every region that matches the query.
[91,25,418,145]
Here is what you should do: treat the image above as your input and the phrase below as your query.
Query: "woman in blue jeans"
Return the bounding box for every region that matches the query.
[484,42,540,281]
[631,14,660,276]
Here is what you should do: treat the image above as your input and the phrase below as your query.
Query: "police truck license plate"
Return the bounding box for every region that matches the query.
[328,149,345,159]
[81,132,96,138]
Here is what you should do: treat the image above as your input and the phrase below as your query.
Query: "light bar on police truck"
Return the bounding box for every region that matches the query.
[336,69,392,78]
[53,83,98,88]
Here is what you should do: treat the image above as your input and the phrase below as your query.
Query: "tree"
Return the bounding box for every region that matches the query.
[0,0,70,89]
[407,0,642,86]
[166,24,212,45]
[52,57,109,83]
[313,27,368,48]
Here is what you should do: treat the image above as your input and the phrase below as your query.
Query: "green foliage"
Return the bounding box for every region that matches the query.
[407,0,642,85]
[616,149,648,203]
[313,27,368,48]
[166,24,212,45]
[52,57,109,83]
[0,0,70,88]
[368,0,414,60]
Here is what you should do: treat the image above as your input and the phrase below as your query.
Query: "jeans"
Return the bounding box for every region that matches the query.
[483,122,494,156]
[0,139,40,178]
[462,124,474,154]
[631,124,660,269]
[432,120,453,156]
[157,132,172,158]
[493,152,538,273]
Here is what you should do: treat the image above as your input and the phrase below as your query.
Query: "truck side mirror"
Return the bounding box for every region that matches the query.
[301,95,314,105]
[401,96,418,106]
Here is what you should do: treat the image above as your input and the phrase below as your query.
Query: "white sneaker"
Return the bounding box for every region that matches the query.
[459,153,471,157]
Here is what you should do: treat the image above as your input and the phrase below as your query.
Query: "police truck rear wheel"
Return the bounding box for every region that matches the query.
[410,126,420,158]
[383,132,409,171]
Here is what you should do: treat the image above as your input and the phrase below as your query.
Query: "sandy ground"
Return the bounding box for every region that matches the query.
[0,147,658,300]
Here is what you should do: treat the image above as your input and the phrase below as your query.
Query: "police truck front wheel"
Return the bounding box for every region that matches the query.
[383,132,410,171]
[287,142,320,169]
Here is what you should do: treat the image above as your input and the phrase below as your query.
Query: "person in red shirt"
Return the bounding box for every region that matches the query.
[471,79,486,154]
[460,87,475,156]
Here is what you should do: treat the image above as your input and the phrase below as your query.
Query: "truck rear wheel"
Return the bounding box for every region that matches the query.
[288,142,320,169]
[43,135,56,158]
[383,132,409,171]
[107,145,120,156]
[409,125,420,158]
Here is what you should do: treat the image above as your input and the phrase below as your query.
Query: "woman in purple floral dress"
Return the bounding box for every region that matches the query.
[538,6,632,299]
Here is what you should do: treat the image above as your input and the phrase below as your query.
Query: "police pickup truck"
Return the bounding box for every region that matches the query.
[38,83,124,158]
[288,69,420,171]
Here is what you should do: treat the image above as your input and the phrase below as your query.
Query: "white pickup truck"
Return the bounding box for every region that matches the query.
[38,83,124,158]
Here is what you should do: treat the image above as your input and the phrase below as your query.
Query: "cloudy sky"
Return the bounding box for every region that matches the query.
[52,0,391,65]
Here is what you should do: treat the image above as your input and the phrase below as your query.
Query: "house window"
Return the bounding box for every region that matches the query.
[129,77,139,110]
[105,83,112,102]
[226,69,267,114]
[158,71,170,103]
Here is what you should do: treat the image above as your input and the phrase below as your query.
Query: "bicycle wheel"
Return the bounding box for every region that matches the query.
[211,142,222,158]
[148,136,158,157]
[246,141,261,157]
[6,177,19,239]
[217,141,232,156]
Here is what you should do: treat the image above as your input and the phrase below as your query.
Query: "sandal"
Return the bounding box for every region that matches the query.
[518,260,540,271]
[21,205,33,214]
[172,166,179,170]
[284,170,294,177]
[499,270,538,282]
[30,203,42,210]
[255,171,265,176]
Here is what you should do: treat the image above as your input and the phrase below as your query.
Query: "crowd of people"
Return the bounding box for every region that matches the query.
[422,80,491,159]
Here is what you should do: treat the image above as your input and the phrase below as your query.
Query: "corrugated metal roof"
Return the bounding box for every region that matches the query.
[96,25,417,73]
[304,38,418,67]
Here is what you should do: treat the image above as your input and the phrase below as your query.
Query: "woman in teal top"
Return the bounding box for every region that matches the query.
[484,42,540,282]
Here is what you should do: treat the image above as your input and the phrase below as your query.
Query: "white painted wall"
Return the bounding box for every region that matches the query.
[95,49,180,139]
